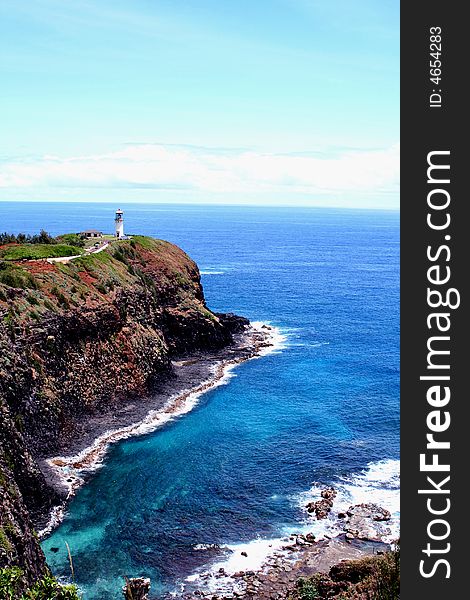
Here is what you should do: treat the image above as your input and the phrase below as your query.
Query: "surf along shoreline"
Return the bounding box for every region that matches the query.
[174,459,399,599]
[38,321,284,538]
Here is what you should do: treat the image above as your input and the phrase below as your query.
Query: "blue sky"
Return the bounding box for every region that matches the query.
[0,0,399,207]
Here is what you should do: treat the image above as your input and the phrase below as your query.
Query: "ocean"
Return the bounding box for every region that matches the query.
[0,202,400,598]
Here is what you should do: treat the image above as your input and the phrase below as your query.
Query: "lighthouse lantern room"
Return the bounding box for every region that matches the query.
[115,208,124,238]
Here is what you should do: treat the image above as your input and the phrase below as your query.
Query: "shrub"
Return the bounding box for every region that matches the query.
[0,567,81,600]
[14,413,25,432]
[295,578,320,600]
[95,283,107,294]
[0,264,39,290]
[3,311,17,339]
[25,573,81,599]
[43,299,55,311]
[113,249,128,265]
[291,548,400,600]
[0,566,23,599]
[0,527,13,554]
[50,287,70,309]
[0,230,56,245]
[56,234,85,248]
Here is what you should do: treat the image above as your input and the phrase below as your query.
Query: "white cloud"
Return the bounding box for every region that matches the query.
[0,143,399,206]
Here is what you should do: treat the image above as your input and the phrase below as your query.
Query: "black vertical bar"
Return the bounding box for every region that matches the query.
[401,3,466,598]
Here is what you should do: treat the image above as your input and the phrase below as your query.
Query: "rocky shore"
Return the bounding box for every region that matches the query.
[40,321,277,535]
[186,535,389,600]
[1,235,398,599]
[0,235,271,593]
[177,491,394,600]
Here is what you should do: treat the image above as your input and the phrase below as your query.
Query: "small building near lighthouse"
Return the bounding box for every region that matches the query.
[114,208,124,238]
[81,229,103,239]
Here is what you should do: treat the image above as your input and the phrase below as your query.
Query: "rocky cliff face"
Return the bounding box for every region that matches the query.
[0,236,247,590]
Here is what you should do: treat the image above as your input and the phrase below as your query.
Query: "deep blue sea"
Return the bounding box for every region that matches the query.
[0,202,399,599]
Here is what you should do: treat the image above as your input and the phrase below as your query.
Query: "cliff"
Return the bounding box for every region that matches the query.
[0,236,247,593]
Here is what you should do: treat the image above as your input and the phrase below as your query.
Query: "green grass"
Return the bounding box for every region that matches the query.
[130,235,157,249]
[55,234,85,248]
[0,244,83,261]
[0,264,38,289]
[0,567,81,600]
[0,526,13,553]
[74,250,113,269]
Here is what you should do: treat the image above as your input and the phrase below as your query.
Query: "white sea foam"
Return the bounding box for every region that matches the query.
[274,326,330,349]
[211,537,289,574]
[250,321,289,355]
[183,458,400,595]
[296,458,400,542]
[38,505,67,539]
[193,543,226,551]
[200,270,225,275]
[41,322,285,538]
[184,534,300,596]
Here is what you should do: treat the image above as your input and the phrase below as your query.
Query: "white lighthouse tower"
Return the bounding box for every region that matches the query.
[114,208,124,238]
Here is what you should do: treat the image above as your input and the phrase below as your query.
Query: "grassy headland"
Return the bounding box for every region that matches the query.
[0,244,83,261]
[1,230,248,596]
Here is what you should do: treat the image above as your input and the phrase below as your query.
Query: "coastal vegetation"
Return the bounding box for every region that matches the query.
[0,232,207,327]
[0,230,84,261]
[0,230,57,246]
[0,244,83,261]
[0,262,39,290]
[0,567,80,599]
[0,229,398,599]
[55,234,85,248]
[0,232,247,596]
[291,547,400,600]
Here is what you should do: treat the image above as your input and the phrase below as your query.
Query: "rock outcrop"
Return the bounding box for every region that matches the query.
[306,487,337,520]
[0,236,248,591]
[343,503,392,542]
[181,535,393,600]
[123,577,151,599]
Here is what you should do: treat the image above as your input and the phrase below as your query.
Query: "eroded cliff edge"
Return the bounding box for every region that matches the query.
[0,236,248,590]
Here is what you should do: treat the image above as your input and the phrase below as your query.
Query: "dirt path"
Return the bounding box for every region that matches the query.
[45,241,110,264]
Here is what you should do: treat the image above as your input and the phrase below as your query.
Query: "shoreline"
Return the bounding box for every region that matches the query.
[174,460,399,598]
[177,495,397,600]
[38,321,284,538]
[177,532,392,600]
[36,319,399,600]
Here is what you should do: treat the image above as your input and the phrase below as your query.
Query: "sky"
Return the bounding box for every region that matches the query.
[0,0,399,208]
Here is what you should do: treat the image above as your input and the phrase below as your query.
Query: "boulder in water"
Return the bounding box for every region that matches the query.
[122,577,151,600]
[343,503,391,541]
[305,487,337,519]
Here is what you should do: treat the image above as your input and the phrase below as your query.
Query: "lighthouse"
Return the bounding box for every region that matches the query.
[114,208,124,238]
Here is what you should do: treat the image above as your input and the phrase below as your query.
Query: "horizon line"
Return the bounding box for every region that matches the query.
[0,199,399,212]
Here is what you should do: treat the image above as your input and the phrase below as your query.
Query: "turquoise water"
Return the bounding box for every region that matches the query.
[0,203,399,598]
